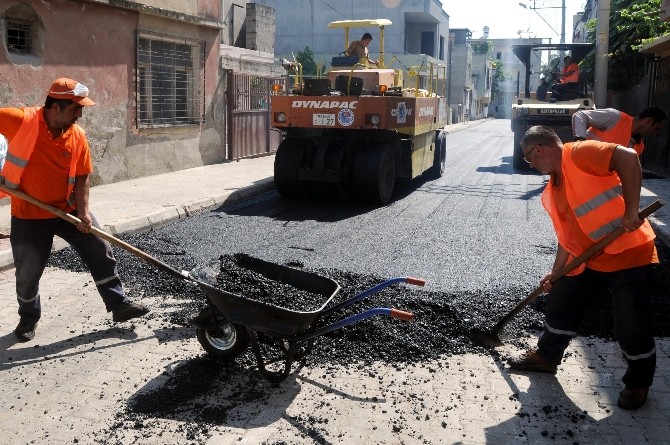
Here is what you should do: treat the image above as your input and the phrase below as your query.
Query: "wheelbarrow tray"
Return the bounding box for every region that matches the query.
[196,254,341,337]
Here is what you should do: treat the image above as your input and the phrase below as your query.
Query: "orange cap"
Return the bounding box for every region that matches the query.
[47,78,95,106]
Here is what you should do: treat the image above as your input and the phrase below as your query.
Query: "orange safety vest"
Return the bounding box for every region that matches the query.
[541,142,655,273]
[587,112,644,155]
[562,63,580,83]
[0,107,83,205]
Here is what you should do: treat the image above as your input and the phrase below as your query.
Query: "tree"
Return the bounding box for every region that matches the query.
[296,46,318,76]
[490,60,507,103]
[471,40,493,55]
[586,0,670,91]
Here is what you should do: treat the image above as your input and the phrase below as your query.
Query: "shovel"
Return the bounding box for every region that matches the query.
[0,184,194,282]
[472,198,665,348]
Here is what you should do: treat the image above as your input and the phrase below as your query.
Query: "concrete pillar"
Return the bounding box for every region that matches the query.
[594,0,611,107]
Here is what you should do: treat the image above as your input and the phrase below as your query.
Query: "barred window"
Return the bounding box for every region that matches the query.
[6,19,31,54]
[136,32,205,127]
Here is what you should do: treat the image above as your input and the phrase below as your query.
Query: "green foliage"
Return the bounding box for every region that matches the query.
[296,46,318,76]
[490,60,508,101]
[471,41,493,55]
[586,0,670,91]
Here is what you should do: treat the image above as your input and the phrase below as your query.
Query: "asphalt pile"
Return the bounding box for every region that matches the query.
[48,233,670,360]
[46,232,670,444]
[212,253,327,312]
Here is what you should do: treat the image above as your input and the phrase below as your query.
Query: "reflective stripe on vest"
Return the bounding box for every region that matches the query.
[587,112,644,155]
[1,107,83,203]
[541,142,655,258]
[573,184,624,239]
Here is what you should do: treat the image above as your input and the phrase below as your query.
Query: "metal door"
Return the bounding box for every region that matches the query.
[226,72,285,160]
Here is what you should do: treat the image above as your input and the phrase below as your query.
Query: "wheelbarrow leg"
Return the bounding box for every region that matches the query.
[248,328,302,384]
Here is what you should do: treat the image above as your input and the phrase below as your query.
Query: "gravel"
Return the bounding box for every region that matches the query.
[46,229,670,444]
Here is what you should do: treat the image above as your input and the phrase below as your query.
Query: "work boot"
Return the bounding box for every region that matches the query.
[14,320,37,342]
[508,349,558,374]
[618,386,649,410]
[112,301,150,323]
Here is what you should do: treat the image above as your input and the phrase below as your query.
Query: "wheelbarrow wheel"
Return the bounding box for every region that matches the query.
[195,308,249,361]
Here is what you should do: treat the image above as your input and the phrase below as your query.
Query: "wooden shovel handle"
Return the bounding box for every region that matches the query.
[549,198,664,282]
[491,199,665,334]
[0,184,190,281]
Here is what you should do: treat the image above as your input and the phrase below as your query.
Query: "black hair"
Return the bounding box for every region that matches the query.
[44,96,74,110]
[639,106,667,124]
[362,32,373,40]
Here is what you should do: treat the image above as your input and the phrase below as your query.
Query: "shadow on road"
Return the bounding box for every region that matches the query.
[477,155,546,176]
[0,327,144,370]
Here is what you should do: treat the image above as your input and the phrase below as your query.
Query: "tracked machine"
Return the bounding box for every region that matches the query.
[271,19,448,205]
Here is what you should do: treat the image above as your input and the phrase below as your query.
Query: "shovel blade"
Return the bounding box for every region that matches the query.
[470,329,505,348]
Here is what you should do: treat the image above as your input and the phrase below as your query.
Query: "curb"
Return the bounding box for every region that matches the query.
[0,177,276,271]
[103,178,276,235]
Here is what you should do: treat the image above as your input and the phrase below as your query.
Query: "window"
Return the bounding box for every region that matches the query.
[136,32,205,127]
[6,19,31,53]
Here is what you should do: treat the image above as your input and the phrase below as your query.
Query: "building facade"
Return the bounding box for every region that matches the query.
[471,52,493,120]
[254,0,449,62]
[447,29,473,123]
[639,0,670,177]
[1,0,282,186]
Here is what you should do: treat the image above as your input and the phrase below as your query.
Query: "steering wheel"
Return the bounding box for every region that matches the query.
[549,72,561,83]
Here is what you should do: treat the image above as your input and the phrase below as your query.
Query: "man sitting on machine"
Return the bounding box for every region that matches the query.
[551,55,580,101]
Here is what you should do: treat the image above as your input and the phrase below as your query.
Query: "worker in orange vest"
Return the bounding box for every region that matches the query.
[550,55,580,100]
[572,107,667,155]
[509,125,658,411]
[0,78,149,342]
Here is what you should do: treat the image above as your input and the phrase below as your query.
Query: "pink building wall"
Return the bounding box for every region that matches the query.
[0,0,225,185]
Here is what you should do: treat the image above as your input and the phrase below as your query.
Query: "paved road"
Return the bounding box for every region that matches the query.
[1,119,669,444]
[147,119,555,293]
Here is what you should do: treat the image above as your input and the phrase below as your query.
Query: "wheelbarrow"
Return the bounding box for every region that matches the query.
[191,253,425,383]
[0,185,425,383]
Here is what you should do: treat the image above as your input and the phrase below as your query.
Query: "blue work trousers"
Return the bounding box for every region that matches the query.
[11,214,127,324]
[537,265,656,388]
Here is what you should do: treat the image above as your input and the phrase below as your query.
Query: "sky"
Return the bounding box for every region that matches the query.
[443,0,586,42]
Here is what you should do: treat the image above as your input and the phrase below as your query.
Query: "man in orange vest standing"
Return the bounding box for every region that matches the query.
[509,125,659,411]
[572,106,667,156]
[0,78,149,342]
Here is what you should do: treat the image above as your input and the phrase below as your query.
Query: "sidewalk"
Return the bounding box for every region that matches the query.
[0,120,668,271]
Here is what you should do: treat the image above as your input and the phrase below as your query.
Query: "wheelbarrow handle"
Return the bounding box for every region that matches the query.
[295,308,413,342]
[321,276,425,316]
[406,277,426,287]
[390,308,414,321]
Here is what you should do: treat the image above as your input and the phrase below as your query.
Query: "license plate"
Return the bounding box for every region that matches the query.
[313,114,335,126]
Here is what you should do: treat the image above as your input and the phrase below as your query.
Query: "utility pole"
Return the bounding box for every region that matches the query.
[594,0,611,106]
[561,0,566,44]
